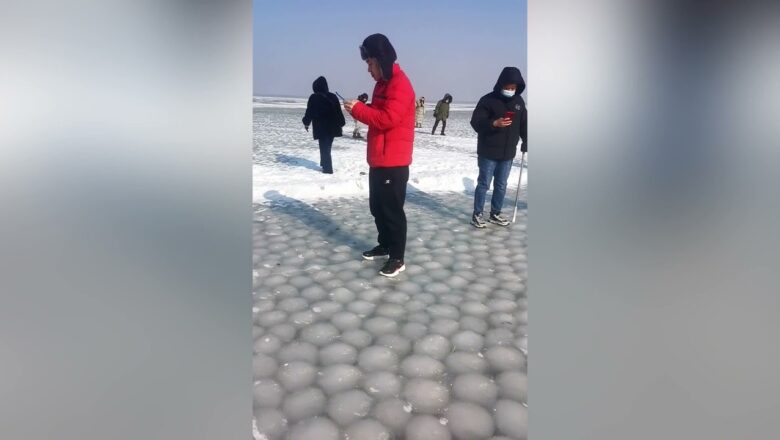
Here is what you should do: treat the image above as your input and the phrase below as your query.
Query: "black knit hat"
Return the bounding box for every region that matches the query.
[359,33,397,81]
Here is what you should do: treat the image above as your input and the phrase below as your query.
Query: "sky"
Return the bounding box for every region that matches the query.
[253,0,527,103]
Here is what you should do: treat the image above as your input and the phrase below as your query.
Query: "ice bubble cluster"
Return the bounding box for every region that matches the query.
[253,191,527,439]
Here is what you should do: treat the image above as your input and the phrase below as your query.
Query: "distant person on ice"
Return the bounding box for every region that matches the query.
[469,66,527,228]
[352,93,369,138]
[432,93,452,135]
[343,33,415,278]
[302,76,346,174]
[415,97,425,128]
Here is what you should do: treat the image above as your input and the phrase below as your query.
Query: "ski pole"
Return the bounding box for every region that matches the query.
[512,152,526,223]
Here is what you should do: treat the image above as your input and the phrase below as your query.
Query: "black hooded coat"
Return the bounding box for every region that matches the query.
[470,67,527,160]
[302,76,346,140]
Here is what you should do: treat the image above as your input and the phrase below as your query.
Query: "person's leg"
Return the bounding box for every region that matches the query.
[490,159,513,215]
[368,168,389,250]
[473,156,497,216]
[432,119,439,135]
[318,137,324,168]
[319,136,333,173]
[377,166,409,261]
[441,119,447,135]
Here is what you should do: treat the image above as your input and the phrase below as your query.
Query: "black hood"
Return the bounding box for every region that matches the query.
[360,33,397,81]
[313,76,329,93]
[443,93,452,103]
[493,67,525,95]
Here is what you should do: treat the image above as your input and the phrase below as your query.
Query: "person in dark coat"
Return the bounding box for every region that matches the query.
[469,67,527,228]
[302,76,346,174]
[432,93,452,135]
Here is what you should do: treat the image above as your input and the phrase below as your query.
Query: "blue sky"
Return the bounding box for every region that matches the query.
[253,0,527,102]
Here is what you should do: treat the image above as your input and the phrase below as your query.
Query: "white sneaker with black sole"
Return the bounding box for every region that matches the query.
[379,259,405,277]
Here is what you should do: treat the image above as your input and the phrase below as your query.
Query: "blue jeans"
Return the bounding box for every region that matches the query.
[318,136,333,173]
[473,156,513,216]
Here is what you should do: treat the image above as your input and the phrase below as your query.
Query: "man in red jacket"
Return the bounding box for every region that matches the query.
[344,33,415,277]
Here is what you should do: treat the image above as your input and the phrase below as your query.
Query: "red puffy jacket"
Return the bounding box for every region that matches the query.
[351,63,415,168]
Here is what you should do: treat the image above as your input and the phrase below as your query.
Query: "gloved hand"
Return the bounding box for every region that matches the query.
[304,125,309,132]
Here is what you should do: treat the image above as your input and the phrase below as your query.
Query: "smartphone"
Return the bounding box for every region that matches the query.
[504,111,515,120]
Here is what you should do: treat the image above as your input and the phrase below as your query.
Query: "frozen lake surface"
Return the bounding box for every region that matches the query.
[253,98,528,439]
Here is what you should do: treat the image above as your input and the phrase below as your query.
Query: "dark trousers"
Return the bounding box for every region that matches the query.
[432,118,447,135]
[318,136,334,173]
[369,166,409,261]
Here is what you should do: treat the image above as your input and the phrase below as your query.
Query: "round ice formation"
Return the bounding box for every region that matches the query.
[290,310,317,328]
[331,311,362,331]
[439,294,463,306]
[407,312,431,325]
[277,361,317,392]
[445,352,489,374]
[485,346,526,372]
[425,282,450,295]
[347,300,376,316]
[252,325,264,340]
[301,285,328,302]
[446,276,469,289]
[401,355,446,379]
[288,275,313,289]
[452,374,498,407]
[359,288,384,302]
[288,417,340,440]
[276,297,308,313]
[264,275,286,287]
[329,287,356,303]
[375,334,412,357]
[328,389,373,426]
[401,323,428,340]
[361,371,402,399]
[311,301,344,319]
[359,346,399,372]
[452,331,485,352]
[253,378,283,407]
[403,379,450,414]
[404,300,427,313]
[300,322,339,346]
[253,408,288,440]
[495,399,528,439]
[384,292,411,304]
[282,387,326,422]
[427,304,460,320]
[257,310,288,327]
[277,342,318,364]
[415,293,437,304]
[460,301,490,318]
[487,299,517,313]
[497,371,527,402]
[459,316,489,335]
[253,353,278,379]
[344,418,391,440]
[428,268,452,281]
[372,398,412,434]
[485,328,516,347]
[429,319,460,337]
[269,324,297,343]
[318,364,363,395]
[414,334,452,360]
[254,334,282,355]
[489,313,516,328]
[319,342,358,366]
[341,329,373,349]
[397,281,422,294]
[447,401,495,439]
[375,303,406,319]
[363,316,399,336]
[405,415,452,440]
[253,301,274,314]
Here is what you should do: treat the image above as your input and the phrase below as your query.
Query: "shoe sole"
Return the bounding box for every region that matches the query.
[379,264,406,277]
[471,221,487,228]
[362,254,390,261]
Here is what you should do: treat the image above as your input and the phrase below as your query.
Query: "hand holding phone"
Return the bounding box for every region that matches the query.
[504,111,515,121]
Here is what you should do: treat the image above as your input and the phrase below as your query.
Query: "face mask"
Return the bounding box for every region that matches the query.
[501,89,516,98]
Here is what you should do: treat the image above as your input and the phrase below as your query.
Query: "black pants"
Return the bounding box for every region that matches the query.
[369,166,409,261]
[318,136,333,173]
[432,118,446,135]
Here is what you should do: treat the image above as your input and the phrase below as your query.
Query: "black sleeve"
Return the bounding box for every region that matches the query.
[470,97,496,134]
[302,95,316,126]
[519,103,527,152]
[333,95,346,128]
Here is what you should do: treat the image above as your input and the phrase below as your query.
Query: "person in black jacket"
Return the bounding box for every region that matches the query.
[302,76,346,174]
[469,67,527,228]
